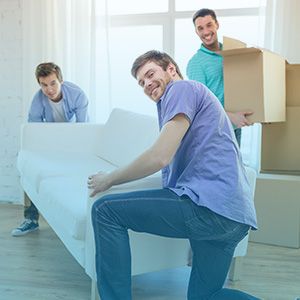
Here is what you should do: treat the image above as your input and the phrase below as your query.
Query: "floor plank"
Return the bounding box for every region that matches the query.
[1,203,300,300]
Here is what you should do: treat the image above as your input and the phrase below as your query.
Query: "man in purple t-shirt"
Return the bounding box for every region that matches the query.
[88,50,258,300]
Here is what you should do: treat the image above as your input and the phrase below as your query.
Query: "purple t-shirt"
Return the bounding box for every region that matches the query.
[157,80,257,229]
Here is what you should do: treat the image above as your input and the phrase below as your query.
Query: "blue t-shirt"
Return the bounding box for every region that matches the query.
[186,43,224,106]
[28,81,89,122]
[157,80,257,229]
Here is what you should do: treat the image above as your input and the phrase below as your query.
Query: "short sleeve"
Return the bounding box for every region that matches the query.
[160,81,197,126]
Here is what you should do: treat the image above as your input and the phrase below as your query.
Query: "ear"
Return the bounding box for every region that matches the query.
[167,63,177,77]
[216,20,219,30]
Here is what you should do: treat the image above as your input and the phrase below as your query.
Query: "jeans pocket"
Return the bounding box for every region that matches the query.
[184,203,249,251]
[185,215,216,240]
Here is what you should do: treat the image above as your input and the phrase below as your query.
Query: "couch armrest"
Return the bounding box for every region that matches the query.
[85,174,162,279]
[20,123,105,155]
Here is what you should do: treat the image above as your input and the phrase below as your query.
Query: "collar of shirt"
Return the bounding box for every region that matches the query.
[157,80,176,105]
[200,42,223,56]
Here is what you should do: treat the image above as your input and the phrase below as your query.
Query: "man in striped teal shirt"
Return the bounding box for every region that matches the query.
[187,8,253,146]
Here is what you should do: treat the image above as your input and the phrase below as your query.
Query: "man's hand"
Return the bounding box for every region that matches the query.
[87,172,112,197]
[227,111,254,128]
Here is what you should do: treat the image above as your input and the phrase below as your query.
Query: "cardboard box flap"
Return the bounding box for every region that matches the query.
[223,36,246,50]
[221,47,263,57]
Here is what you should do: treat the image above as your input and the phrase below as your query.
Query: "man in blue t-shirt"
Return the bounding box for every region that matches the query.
[187,8,253,146]
[12,62,89,237]
[88,50,259,300]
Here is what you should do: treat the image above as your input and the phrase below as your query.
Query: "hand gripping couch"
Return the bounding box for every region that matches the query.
[17,108,256,300]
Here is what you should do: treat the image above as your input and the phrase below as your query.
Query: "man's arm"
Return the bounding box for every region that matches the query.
[75,92,89,122]
[28,95,44,122]
[88,114,190,197]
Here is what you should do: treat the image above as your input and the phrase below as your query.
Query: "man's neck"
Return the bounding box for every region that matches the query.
[203,41,220,52]
[49,93,63,103]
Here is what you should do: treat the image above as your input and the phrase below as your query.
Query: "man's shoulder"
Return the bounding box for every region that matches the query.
[167,80,205,96]
[62,81,83,92]
[168,80,192,90]
[32,88,45,102]
[188,49,204,64]
[187,49,208,74]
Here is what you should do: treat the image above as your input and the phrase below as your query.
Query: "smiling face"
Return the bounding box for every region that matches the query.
[136,61,177,102]
[38,72,63,102]
[194,14,220,51]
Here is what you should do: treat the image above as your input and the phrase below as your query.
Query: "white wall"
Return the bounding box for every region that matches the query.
[0,0,23,203]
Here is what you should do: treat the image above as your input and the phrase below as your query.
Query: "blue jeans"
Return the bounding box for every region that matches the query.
[24,200,39,221]
[92,188,260,300]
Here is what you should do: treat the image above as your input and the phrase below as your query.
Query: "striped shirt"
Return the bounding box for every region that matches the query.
[186,43,224,106]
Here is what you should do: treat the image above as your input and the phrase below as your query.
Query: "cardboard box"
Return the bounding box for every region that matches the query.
[286,63,300,106]
[221,37,286,123]
[261,107,300,174]
[261,63,300,174]
[249,173,300,248]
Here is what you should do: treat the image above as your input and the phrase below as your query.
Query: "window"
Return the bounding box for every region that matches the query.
[95,1,266,169]
[108,25,162,115]
[176,0,266,11]
[107,0,168,15]
[96,0,266,119]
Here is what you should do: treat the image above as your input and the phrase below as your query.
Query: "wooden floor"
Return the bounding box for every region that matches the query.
[1,203,300,300]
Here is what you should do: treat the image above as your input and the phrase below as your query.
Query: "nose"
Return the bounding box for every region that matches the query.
[144,78,152,92]
[145,78,152,87]
[46,86,54,94]
[202,26,210,36]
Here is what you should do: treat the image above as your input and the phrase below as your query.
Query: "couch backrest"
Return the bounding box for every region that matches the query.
[97,108,159,167]
[20,123,105,155]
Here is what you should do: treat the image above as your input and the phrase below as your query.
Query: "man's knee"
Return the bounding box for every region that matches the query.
[92,196,114,226]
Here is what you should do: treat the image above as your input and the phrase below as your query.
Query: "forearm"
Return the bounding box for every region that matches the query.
[88,114,190,196]
[108,148,164,187]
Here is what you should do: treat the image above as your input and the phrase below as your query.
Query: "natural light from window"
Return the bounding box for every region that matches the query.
[95,0,266,168]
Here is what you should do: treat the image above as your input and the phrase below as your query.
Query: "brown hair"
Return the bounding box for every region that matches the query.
[192,8,218,24]
[35,62,63,83]
[131,50,183,79]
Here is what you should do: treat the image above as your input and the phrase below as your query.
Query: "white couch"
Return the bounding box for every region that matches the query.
[17,108,256,300]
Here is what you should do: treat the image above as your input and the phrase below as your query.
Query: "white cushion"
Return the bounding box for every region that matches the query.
[97,108,159,167]
[38,176,90,241]
[17,150,116,193]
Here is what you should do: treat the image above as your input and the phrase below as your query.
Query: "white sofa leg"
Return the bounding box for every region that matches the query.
[91,280,100,300]
[228,256,243,281]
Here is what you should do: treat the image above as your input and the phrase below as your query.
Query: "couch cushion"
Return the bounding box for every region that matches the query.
[17,150,116,193]
[38,176,90,241]
[97,108,159,167]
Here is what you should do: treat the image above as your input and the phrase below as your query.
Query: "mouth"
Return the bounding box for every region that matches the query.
[48,93,56,99]
[203,33,214,43]
[150,85,159,98]
[151,87,158,96]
